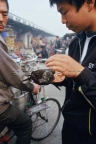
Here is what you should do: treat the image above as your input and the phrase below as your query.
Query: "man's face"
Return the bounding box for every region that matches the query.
[57,2,93,33]
[39,47,43,51]
[56,37,58,41]
[0,1,8,32]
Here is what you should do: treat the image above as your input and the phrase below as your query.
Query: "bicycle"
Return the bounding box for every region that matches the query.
[0,84,61,143]
[18,55,38,75]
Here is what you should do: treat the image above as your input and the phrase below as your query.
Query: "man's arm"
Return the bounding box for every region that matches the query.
[0,48,34,92]
[75,67,96,109]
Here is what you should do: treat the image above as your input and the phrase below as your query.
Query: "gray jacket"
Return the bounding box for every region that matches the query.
[0,35,34,114]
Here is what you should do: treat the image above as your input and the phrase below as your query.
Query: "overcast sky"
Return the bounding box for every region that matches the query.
[8,0,72,37]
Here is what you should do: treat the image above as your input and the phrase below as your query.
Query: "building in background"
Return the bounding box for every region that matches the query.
[2,13,55,50]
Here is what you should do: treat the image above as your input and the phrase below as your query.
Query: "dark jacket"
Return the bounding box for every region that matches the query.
[41,49,48,58]
[55,40,61,49]
[37,49,48,59]
[57,31,96,135]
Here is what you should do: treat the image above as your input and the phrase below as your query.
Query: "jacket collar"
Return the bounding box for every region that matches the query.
[0,35,7,46]
[85,31,96,38]
[76,31,86,40]
[0,35,8,53]
[76,31,96,40]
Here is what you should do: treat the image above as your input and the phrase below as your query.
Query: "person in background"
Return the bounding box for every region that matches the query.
[42,38,47,46]
[37,45,48,59]
[39,38,46,47]
[31,37,37,53]
[55,36,61,53]
[55,36,61,49]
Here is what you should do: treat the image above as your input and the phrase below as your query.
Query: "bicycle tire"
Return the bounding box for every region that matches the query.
[31,98,61,141]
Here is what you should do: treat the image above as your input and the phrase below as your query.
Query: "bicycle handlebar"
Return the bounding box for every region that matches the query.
[20,56,38,64]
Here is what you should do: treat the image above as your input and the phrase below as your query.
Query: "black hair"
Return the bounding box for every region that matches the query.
[1,0,9,11]
[56,36,59,38]
[49,0,96,10]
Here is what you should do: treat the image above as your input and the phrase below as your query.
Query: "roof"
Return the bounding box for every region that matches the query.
[6,13,55,37]
[63,33,75,40]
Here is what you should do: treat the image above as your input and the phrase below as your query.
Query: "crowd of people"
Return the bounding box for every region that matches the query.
[31,36,71,59]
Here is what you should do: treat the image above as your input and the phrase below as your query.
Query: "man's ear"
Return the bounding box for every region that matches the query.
[85,0,95,11]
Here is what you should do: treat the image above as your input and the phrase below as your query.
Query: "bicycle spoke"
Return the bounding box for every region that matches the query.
[31,98,61,140]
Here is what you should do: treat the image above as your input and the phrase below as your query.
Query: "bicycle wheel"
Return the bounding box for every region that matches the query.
[31,98,61,141]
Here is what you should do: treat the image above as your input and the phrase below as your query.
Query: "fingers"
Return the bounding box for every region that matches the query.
[46,54,65,64]
[52,73,65,82]
[55,71,63,76]
[46,60,64,68]
[49,65,64,74]
[46,59,65,74]
[33,83,41,94]
[46,55,67,69]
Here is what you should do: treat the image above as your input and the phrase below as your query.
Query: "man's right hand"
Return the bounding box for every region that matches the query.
[32,83,41,94]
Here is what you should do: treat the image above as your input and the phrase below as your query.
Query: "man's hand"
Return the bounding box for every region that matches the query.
[52,71,65,83]
[46,54,84,78]
[32,83,41,94]
[38,53,42,57]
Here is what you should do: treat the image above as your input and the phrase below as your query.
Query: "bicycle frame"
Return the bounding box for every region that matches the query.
[0,89,49,143]
[24,87,49,116]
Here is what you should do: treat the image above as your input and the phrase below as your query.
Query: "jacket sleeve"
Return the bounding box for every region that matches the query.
[75,67,96,109]
[0,48,34,92]
[52,77,73,89]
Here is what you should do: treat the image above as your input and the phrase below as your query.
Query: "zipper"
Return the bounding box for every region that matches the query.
[78,40,82,64]
[75,35,82,64]
[73,80,76,91]
[89,108,92,135]
[78,87,96,110]
[62,99,70,112]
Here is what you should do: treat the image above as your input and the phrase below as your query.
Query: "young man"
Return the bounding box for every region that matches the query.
[0,0,40,144]
[46,0,96,143]
[55,36,61,49]
[54,36,61,54]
